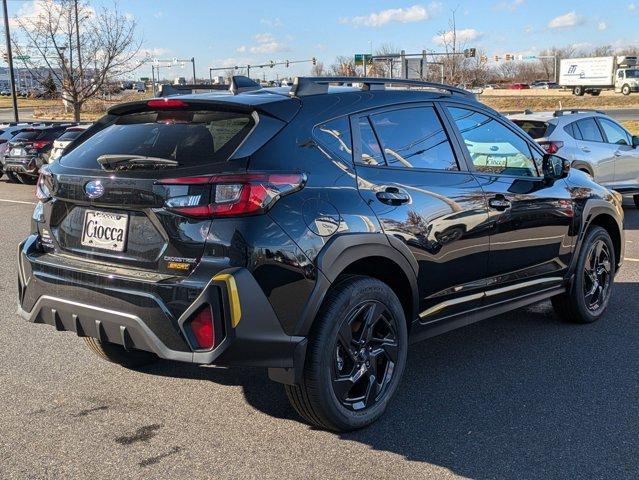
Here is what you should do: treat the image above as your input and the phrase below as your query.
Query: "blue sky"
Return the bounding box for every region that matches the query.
[8,0,639,79]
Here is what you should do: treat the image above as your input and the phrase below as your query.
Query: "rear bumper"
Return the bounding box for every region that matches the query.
[4,156,41,174]
[18,236,307,378]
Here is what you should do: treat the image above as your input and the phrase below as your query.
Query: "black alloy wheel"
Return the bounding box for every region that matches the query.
[332,300,399,412]
[583,239,612,312]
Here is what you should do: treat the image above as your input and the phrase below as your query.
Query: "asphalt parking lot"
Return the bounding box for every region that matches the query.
[1,179,638,480]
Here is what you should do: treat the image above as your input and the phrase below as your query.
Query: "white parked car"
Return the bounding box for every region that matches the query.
[508,109,639,207]
[49,125,90,162]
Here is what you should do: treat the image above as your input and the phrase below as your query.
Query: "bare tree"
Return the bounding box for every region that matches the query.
[435,8,466,84]
[330,56,357,76]
[310,60,326,76]
[15,0,143,121]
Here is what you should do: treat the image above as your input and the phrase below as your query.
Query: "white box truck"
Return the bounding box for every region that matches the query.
[559,56,639,96]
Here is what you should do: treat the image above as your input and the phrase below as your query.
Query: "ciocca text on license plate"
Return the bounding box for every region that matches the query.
[81,210,129,252]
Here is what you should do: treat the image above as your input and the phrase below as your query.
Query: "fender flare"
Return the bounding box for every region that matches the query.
[570,161,594,176]
[569,199,624,278]
[292,233,419,336]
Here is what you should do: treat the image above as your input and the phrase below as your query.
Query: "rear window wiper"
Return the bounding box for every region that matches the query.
[97,154,179,171]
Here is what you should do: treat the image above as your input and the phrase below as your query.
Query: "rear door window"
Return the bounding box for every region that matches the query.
[357,117,385,166]
[368,106,459,170]
[12,130,39,141]
[61,110,254,169]
[564,122,582,140]
[575,118,604,142]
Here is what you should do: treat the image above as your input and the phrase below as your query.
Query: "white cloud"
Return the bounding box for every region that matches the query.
[495,0,524,12]
[598,21,608,31]
[10,0,96,30]
[548,11,584,29]
[524,25,534,34]
[236,32,289,54]
[629,3,637,11]
[341,3,441,27]
[260,17,283,28]
[154,11,163,18]
[432,28,482,45]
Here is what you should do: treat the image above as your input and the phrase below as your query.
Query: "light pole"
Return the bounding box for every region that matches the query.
[2,0,18,122]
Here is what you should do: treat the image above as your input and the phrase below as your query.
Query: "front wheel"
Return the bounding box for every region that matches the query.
[552,226,615,323]
[16,173,37,185]
[285,276,408,431]
[622,84,631,96]
[573,86,585,96]
[5,171,20,183]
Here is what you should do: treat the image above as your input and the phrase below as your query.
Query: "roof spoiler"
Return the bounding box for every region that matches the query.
[554,109,605,117]
[289,76,474,98]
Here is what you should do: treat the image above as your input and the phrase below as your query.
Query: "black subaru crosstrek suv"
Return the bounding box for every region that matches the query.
[18,76,625,431]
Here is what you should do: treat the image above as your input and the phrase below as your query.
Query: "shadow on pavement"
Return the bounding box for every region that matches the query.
[143,280,639,479]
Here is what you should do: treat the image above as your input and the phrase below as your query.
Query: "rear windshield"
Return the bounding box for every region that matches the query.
[13,129,63,141]
[512,120,556,139]
[60,110,254,169]
[57,129,85,142]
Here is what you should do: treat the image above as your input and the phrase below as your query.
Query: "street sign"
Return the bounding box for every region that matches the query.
[354,53,372,66]
[15,55,30,61]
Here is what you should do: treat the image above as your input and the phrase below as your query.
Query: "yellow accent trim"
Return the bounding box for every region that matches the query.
[213,273,242,328]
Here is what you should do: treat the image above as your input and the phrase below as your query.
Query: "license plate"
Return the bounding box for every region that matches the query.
[10,148,24,156]
[81,210,129,252]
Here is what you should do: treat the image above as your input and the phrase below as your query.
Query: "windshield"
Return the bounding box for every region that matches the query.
[61,110,254,169]
[625,69,639,78]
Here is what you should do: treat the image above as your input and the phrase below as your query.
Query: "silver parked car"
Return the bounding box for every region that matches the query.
[508,109,639,207]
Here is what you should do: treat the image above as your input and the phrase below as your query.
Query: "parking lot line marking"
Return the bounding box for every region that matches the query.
[0,198,36,205]
[626,258,639,262]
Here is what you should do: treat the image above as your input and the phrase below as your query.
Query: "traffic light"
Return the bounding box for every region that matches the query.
[270,60,274,68]
[312,57,317,66]
[464,48,476,58]
[285,60,289,68]
[494,55,500,62]
[2,52,7,63]
[505,54,513,62]
[480,55,487,63]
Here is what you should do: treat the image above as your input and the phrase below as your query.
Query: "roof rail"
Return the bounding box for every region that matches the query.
[289,76,474,98]
[229,75,261,95]
[553,108,605,117]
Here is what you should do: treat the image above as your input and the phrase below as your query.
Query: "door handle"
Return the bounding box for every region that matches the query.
[580,146,591,153]
[376,187,410,205]
[614,150,622,157]
[488,196,511,211]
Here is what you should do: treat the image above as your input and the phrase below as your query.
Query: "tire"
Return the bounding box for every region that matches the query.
[622,84,631,96]
[634,194,639,209]
[285,276,408,431]
[83,337,158,369]
[5,171,20,183]
[590,90,601,96]
[16,173,37,185]
[552,226,615,323]
[573,86,585,96]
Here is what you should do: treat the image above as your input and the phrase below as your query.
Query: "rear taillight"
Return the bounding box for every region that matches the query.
[189,305,215,349]
[539,141,563,154]
[158,172,306,218]
[36,168,52,200]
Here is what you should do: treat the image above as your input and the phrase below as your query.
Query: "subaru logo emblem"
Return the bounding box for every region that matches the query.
[85,180,105,199]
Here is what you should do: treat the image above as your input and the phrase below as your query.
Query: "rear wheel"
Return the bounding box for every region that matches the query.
[589,90,601,96]
[573,86,585,96]
[5,171,20,183]
[285,276,408,431]
[622,84,631,96]
[16,173,37,185]
[552,226,615,323]
[634,194,639,209]
[83,337,158,369]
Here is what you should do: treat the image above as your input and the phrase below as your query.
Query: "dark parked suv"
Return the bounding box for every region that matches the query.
[18,77,624,431]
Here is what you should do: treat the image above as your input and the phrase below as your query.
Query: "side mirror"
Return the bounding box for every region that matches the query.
[632,135,639,148]
[542,154,570,181]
